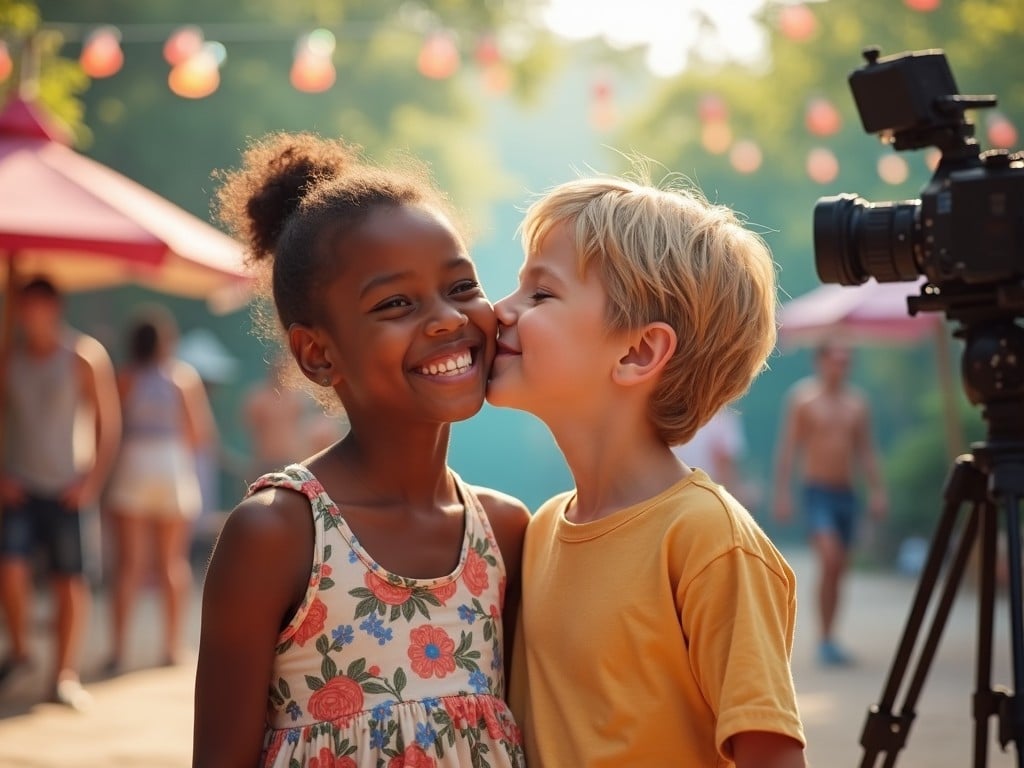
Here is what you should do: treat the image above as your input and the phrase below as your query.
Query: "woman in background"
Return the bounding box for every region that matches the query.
[105,306,216,670]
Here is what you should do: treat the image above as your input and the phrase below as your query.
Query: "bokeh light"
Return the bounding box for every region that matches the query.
[778,4,817,41]
[163,26,204,66]
[80,26,124,79]
[987,115,1018,149]
[0,41,12,84]
[697,93,728,124]
[168,43,222,99]
[700,121,732,155]
[417,32,460,79]
[924,148,942,172]
[877,154,910,185]
[806,147,839,184]
[904,0,940,10]
[729,140,763,174]
[805,97,841,137]
[291,30,336,93]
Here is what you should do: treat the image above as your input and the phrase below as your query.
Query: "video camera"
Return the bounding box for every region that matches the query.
[812,48,1024,322]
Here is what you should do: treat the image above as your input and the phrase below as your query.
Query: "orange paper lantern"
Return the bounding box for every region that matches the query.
[168,48,220,99]
[291,51,336,93]
[701,121,732,155]
[80,27,124,79]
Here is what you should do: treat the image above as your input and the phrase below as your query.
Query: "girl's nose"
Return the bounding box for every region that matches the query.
[425,299,470,335]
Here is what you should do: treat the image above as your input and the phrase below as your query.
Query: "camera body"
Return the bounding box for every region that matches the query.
[813,48,1024,307]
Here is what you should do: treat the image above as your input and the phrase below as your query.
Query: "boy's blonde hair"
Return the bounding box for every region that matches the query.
[521,173,777,446]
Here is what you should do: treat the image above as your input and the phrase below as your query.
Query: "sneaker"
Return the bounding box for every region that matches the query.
[54,678,93,712]
[818,639,854,667]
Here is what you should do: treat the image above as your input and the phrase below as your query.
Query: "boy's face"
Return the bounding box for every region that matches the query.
[488,221,626,420]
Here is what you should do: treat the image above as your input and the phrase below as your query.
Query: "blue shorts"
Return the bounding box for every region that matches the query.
[803,484,859,550]
[0,493,84,575]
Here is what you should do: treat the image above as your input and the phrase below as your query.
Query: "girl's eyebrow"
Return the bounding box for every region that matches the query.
[360,257,475,298]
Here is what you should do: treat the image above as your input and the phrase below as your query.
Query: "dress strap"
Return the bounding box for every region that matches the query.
[246,463,328,646]
[450,471,507,585]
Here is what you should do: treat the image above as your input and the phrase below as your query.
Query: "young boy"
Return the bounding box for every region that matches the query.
[489,174,806,767]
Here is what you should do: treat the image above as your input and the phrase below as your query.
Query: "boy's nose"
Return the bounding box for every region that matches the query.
[493,294,516,325]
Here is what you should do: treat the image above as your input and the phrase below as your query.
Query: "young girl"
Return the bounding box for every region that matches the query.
[491,173,806,767]
[193,133,529,768]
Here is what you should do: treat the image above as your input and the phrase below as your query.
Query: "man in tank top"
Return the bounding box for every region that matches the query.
[0,277,122,710]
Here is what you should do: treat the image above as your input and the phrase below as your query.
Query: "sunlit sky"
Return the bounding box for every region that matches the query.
[540,0,771,77]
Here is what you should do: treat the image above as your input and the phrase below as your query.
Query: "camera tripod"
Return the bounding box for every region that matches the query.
[860,319,1024,767]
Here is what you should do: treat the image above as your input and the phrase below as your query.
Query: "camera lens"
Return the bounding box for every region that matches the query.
[814,193,920,285]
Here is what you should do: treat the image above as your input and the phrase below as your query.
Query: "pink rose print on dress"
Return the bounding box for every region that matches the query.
[387,745,437,768]
[309,747,357,768]
[293,597,328,646]
[408,625,456,678]
[430,579,457,604]
[307,676,364,724]
[365,571,413,606]
[463,549,489,596]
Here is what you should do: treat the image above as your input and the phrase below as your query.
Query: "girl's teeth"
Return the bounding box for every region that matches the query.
[420,352,472,376]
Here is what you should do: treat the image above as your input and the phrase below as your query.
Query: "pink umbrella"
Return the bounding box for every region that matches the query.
[0,96,250,310]
[779,278,962,457]
[778,278,943,347]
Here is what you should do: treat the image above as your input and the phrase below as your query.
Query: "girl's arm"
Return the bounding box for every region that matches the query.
[192,489,314,768]
[732,731,807,768]
[471,486,530,685]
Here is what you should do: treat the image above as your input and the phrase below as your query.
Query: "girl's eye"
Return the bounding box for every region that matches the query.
[452,280,482,296]
[373,297,411,311]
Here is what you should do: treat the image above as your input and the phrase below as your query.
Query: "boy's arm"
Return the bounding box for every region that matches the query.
[732,732,807,768]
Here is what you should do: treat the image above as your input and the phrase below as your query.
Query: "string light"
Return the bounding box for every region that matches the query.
[80,26,124,78]
[291,29,336,93]
[0,41,12,84]
[417,31,460,79]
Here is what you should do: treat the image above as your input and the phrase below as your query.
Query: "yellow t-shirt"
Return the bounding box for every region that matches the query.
[510,470,805,767]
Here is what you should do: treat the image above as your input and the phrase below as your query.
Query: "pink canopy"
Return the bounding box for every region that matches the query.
[0,96,249,310]
[778,278,944,347]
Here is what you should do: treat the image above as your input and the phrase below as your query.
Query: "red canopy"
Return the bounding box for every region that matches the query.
[0,96,249,309]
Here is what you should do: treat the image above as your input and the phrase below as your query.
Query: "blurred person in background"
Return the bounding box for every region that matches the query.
[672,407,746,495]
[773,342,888,666]
[104,306,216,671]
[0,276,121,710]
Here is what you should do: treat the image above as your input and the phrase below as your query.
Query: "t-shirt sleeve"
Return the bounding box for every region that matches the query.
[677,546,805,760]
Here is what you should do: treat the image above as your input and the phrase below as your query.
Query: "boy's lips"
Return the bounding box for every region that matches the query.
[495,340,520,356]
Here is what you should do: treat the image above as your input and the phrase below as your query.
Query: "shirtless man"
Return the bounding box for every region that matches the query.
[773,342,887,665]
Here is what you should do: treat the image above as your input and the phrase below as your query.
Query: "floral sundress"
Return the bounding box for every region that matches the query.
[252,464,524,768]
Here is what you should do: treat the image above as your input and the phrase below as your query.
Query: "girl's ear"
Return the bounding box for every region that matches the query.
[288,323,338,387]
[612,322,677,387]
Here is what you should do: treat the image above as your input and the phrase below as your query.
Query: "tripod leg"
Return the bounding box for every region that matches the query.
[973,498,998,767]
[999,492,1024,766]
[860,456,988,768]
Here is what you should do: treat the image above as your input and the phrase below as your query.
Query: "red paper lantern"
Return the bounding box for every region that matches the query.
[163,26,204,66]
[805,98,842,137]
[903,0,940,10]
[80,26,124,79]
[778,5,817,41]
[807,148,839,184]
[417,33,460,80]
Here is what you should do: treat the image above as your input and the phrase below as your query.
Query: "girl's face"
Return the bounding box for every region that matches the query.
[316,204,495,426]
[488,221,624,421]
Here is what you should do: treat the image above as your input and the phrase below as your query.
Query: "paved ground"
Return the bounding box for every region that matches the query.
[0,547,1020,767]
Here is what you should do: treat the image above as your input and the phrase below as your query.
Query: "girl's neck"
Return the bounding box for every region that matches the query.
[320,420,457,507]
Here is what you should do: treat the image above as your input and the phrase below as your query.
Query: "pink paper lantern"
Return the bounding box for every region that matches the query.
[163,26,204,66]
[807,148,839,184]
[698,93,728,124]
[987,116,1018,149]
[730,140,763,174]
[418,33,460,80]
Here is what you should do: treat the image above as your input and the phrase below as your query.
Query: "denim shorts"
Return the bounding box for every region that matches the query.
[803,484,859,550]
[0,493,84,575]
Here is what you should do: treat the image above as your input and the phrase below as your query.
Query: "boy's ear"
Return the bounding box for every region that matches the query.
[612,322,677,387]
[288,323,339,387]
